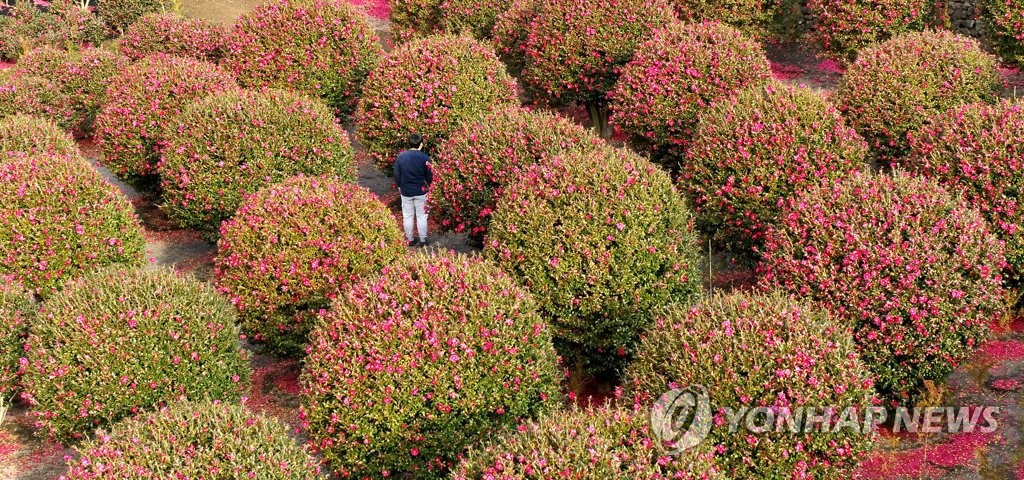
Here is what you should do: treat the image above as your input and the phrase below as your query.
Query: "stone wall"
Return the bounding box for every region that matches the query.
[949,0,984,38]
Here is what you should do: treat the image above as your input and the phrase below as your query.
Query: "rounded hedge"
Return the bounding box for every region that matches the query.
[0,73,75,129]
[808,0,935,60]
[15,47,128,134]
[484,147,703,373]
[46,0,108,47]
[905,100,1024,284]
[609,20,772,165]
[626,292,876,478]
[490,0,538,80]
[357,34,518,173]
[0,154,146,297]
[0,114,78,158]
[97,0,168,33]
[215,175,405,356]
[158,88,357,236]
[391,0,509,40]
[96,53,237,179]
[64,401,320,478]
[0,16,18,61]
[432,107,601,239]
[0,0,106,60]
[453,402,724,479]
[514,0,676,108]
[682,83,868,260]
[23,267,251,443]
[0,282,34,399]
[301,253,561,478]
[759,170,1006,403]
[224,0,381,115]
[119,13,227,63]
[836,30,1001,165]
[983,0,1024,65]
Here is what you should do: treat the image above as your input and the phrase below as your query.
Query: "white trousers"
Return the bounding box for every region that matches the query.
[401,195,428,241]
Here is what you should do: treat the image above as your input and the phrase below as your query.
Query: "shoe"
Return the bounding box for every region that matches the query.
[407,239,419,247]
[418,239,429,248]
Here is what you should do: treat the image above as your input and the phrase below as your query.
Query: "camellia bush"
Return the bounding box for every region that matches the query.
[391,0,510,40]
[15,47,128,134]
[982,0,1024,64]
[682,83,868,259]
[485,147,703,373]
[0,0,106,60]
[808,0,935,60]
[301,253,561,478]
[0,114,78,158]
[119,13,227,63]
[513,0,676,136]
[23,267,251,442]
[0,282,34,400]
[670,0,779,38]
[224,0,381,115]
[64,401,320,478]
[609,20,772,164]
[96,0,168,33]
[490,0,538,78]
[357,34,518,172]
[215,175,405,356]
[159,88,357,235]
[432,107,601,240]
[453,401,723,479]
[96,53,237,179]
[759,171,1006,403]
[0,16,18,61]
[0,154,146,297]
[626,292,876,478]
[905,100,1024,285]
[836,30,1001,164]
[0,73,75,129]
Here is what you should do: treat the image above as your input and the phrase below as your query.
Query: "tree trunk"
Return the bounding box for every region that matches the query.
[586,102,612,139]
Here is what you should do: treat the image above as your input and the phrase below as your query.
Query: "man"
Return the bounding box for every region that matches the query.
[394,133,432,247]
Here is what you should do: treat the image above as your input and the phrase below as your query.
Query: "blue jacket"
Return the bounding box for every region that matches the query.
[394,149,432,197]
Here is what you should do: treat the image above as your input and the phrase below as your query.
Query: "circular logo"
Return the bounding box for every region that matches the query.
[650,385,713,454]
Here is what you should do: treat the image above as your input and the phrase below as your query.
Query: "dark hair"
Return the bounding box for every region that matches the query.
[408,133,423,148]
